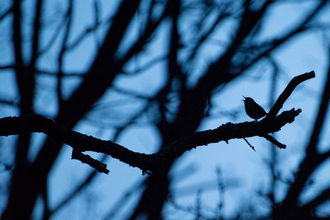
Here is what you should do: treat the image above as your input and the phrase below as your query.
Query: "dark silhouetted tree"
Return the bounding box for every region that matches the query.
[1,0,330,219]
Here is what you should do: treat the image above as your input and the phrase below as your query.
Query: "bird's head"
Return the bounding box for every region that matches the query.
[242,96,253,103]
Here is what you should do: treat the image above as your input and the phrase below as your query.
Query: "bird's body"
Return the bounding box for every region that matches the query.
[243,96,267,121]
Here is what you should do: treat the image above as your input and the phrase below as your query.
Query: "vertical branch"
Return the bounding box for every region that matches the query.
[129,1,182,219]
[268,57,279,205]
[57,0,73,108]
[31,0,43,65]
[12,0,32,168]
[157,0,185,142]
[12,1,23,71]
[2,1,143,219]
[92,0,101,48]
[156,0,182,139]
[2,0,38,219]
[168,0,181,80]
[12,0,28,177]
[307,71,330,154]
[275,56,330,219]
[215,166,225,220]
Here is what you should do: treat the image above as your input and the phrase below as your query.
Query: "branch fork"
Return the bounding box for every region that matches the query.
[0,71,315,174]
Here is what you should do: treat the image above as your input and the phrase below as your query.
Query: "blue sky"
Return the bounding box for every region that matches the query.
[1,0,330,219]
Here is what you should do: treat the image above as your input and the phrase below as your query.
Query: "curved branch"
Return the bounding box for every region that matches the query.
[266,71,315,118]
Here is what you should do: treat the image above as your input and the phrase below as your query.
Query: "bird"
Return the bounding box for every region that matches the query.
[242,96,267,121]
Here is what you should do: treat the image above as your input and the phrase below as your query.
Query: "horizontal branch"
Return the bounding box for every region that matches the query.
[0,108,301,173]
[0,72,314,174]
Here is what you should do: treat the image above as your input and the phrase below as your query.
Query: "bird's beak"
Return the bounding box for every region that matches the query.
[242,95,246,101]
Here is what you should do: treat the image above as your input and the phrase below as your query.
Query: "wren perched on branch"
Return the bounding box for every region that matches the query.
[243,96,267,121]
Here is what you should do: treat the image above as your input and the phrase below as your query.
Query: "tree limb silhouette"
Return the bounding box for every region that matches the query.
[0,72,314,174]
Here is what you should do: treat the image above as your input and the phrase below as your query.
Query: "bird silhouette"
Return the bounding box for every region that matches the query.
[242,96,267,121]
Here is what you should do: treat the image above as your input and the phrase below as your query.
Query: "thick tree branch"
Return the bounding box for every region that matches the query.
[266,71,315,118]
[0,72,313,174]
[0,108,301,174]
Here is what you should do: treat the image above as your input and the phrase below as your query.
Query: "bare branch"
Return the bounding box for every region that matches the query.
[0,64,15,70]
[71,149,109,174]
[0,5,12,21]
[261,134,286,149]
[0,71,312,174]
[274,67,330,218]
[266,71,315,118]
[0,107,302,174]
[57,0,73,107]
[243,137,255,151]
